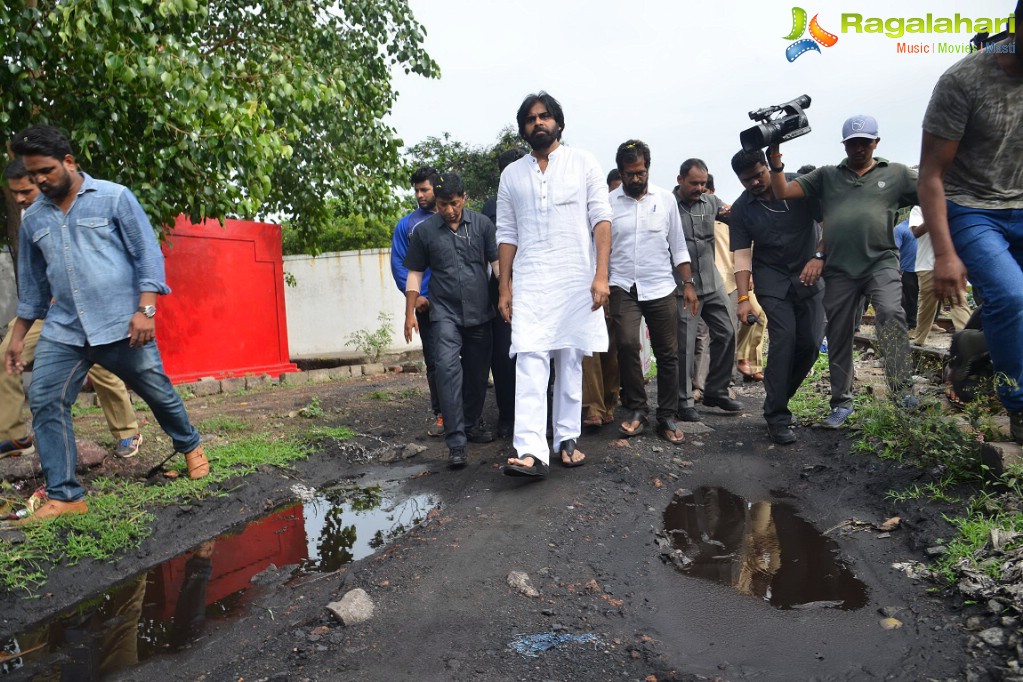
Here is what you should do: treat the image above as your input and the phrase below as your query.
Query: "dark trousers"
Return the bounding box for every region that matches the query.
[611,286,679,422]
[490,314,515,428]
[677,287,736,409]
[900,271,919,330]
[433,319,492,449]
[417,309,441,416]
[758,290,826,426]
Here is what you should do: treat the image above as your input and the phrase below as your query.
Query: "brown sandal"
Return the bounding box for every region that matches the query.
[657,418,685,445]
[185,445,210,480]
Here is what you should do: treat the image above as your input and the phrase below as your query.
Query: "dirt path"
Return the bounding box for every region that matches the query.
[0,372,989,681]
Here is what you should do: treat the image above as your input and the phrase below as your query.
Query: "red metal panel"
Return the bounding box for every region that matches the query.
[157,217,298,384]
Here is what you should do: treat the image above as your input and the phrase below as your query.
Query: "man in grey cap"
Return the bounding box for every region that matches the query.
[768,116,919,428]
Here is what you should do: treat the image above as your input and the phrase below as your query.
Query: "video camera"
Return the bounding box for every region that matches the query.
[739,95,812,152]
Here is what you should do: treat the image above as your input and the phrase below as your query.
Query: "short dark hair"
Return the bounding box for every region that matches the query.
[606,169,621,186]
[706,174,715,192]
[679,158,708,178]
[516,91,565,140]
[615,139,651,172]
[10,125,74,160]
[409,166,439,187]
[496,148,526,172]
[433,172,465,200]
[3,158,28,180]
[730,149,768,176]
[796,164,817,176]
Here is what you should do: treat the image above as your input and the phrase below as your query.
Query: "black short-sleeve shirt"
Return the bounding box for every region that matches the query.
[729,188,822,300]
[404,208,498,326]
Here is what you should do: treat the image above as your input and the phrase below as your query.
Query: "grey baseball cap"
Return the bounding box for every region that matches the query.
[841,115,879,142]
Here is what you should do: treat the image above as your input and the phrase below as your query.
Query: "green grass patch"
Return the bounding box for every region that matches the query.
[788,353,831,423]
[70,404,102,418]
[197,415,248,434]
[932,512,1023,584]
[298,396,325,418]
[366,390,393,401]
[0,433,310,595]
[305,426,357,442]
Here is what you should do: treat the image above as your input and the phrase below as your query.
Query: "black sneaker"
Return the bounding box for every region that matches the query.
[448,446,468,468]
[767,423,797,445]
[466,426,494,443]
[495,421,513,440]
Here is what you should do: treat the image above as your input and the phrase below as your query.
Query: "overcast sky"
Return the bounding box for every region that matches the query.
[388,0,1014,203]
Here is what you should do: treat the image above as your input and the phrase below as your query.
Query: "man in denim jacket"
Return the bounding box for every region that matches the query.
[4,125,209,522]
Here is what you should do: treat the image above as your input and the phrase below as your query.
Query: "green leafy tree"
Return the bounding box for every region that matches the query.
[0,0,438,263]
[406,126,526,209]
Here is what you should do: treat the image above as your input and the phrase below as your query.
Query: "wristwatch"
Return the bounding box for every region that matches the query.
[813,251,826,261]
[136,305,156,319]
[683,277,696,286]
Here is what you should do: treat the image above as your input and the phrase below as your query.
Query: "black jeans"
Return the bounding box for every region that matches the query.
[610,286,679,422]
[758,291,825,427]
[432,319,493,448]
[416,309,441,416]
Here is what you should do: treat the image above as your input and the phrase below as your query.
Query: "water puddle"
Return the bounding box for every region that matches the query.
[662,487,868,610]
[1,484,437,679]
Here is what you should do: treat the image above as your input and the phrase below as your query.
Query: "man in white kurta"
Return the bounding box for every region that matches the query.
[496,92,612,476]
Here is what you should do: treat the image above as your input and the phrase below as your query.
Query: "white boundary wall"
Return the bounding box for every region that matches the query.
[283,248,421,358]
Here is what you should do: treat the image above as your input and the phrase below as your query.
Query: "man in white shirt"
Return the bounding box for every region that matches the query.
[609,140,698,445]
[908,206,971,346]
[496,92,613,478]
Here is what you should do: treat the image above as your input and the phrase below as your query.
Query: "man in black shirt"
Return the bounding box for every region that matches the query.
[728,149,825,444]
[404,173,499,467]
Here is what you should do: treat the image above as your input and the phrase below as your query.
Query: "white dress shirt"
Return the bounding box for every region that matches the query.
[609,183,691,301]
[496,145,613,354]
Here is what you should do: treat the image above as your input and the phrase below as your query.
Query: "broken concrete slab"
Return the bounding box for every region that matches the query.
[981,441,1023,477]
[326,588,375,626]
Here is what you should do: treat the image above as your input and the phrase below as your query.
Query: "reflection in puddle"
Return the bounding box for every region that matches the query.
[663,487,868,610]
[1,485,437,679]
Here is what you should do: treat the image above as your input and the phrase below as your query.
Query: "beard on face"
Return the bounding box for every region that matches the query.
[623,180,647,198]
[419,197,436,211]
[526,126,558,151]
[40,169,73,202]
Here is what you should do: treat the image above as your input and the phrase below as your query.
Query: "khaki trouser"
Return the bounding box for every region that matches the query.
[737,291,767,372]
[911,270,972,346]
[0,318,137,441]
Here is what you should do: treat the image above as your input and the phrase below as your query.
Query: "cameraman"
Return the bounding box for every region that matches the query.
[728,149,824,444]
[769,116,919,428]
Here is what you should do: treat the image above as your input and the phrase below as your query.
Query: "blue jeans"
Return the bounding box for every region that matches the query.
[30,337,201,501]
[947,202,1023,411]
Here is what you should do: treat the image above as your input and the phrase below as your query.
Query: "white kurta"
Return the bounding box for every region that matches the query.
[495,146,613,355]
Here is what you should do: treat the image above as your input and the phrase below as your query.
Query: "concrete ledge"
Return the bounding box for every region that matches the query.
[982,441,1023,476]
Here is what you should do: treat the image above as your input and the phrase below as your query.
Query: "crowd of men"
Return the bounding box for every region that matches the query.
[389,11,1021,474]
[2,4,1019,515]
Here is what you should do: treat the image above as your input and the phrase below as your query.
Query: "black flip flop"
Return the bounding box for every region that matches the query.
[618,411,647,437]
[559,439,585,468]
[502,456,549,478]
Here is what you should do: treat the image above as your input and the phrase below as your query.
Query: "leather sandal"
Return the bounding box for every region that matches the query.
[618,411,647,437]
[657,418,685,445]
[185,445,210,480]
[559,439,585,468]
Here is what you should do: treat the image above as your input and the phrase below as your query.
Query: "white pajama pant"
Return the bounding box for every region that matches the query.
[513,348,584,465]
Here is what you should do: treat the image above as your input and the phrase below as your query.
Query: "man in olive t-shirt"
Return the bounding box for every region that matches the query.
[768,116,918,428]
[919,8,1023,443]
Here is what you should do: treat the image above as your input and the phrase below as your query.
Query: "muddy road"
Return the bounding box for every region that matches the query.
[0,372,992,681]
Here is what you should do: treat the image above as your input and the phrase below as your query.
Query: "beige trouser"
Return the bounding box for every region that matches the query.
[0,318,138,441]
[911,270,972,346]
[737,292,767,372]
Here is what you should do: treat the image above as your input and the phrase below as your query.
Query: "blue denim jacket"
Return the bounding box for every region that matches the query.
[16,173,171,346]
